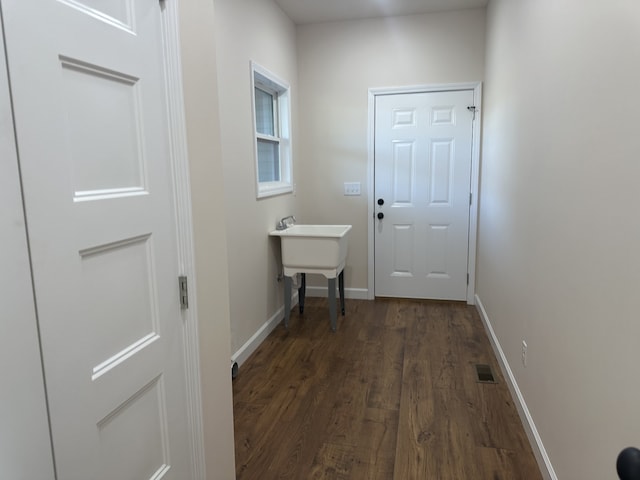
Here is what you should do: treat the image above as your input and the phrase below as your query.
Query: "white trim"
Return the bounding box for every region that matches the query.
[305,286,370,300]
[252,61,290,93]
[160,4,206,479]
[250,61,293,199]
[467,84,482,305]
[231,285,368,368]
[475,295,558,480]
[367,83,482,304]
[367,91,376,300]
[232,293,298,368]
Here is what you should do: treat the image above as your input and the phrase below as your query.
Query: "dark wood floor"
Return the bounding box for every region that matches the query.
[233,298,542,480]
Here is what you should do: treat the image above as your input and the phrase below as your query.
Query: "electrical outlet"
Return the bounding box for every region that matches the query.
[344,182,361,196]
[522,340,528,367]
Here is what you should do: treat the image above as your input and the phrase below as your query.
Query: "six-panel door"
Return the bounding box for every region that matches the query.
[374,90,474,300]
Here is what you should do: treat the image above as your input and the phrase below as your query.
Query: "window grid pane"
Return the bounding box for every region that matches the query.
[255,88,275,136]
[257,139,280,183]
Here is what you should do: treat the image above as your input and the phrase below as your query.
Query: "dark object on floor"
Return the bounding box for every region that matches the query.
[475,364,497,383]
[617,447,640,480]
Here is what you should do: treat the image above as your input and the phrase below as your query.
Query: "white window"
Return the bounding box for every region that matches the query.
[251,62,292,198]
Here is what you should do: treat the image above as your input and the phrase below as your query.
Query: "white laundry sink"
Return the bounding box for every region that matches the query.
[269,224,352,277]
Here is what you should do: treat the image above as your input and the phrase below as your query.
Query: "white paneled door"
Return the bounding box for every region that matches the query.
[2,1,192,479]
[374,90,474,300]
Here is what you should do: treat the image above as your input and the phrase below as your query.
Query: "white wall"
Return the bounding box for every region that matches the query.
[213,0,299,356]
[478,0,640,478]
[296,9,486,292]
[179,1,236,478]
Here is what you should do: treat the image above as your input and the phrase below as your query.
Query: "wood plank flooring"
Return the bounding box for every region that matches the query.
[233,298,542,480]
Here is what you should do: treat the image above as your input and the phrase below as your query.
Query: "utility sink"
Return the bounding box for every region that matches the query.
[269,224,352,278]
[270,224,352,332]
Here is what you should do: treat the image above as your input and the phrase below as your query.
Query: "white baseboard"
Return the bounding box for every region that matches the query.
[231,293,297,368]
[305,286,369,300]
[475,295,557,480]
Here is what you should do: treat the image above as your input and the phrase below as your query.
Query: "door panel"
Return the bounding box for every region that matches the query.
[392,224,414,276]
[429,139,454,204]
[2,1,191,478]
[61,57,145,195]
[375,90,473,300]
[392,141,415,205]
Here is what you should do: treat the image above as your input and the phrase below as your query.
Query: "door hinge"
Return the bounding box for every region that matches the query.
[469,192,472,206]
[179,275,189,309]
[467,105,477,120]
[467,273,470,285]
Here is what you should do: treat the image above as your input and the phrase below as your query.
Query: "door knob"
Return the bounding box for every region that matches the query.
[377,198,384,206]
[377,212,384,220]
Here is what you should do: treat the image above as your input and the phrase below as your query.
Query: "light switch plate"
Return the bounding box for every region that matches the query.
[344,182,361,196]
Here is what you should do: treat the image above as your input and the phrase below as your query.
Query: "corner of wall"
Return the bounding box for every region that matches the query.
[214,0,301,361]
[475,295,557,480]
[178,0,236,478]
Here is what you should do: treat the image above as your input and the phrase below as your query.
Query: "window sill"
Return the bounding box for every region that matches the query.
[257,182,293,199]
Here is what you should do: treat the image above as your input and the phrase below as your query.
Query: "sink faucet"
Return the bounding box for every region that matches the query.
[277,215,296,230]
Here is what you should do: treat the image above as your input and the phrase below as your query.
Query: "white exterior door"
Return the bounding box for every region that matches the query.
[2,1,192,478]
[374,90,474,300]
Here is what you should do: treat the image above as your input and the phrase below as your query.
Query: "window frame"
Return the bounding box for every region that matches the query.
[250,61,292,198]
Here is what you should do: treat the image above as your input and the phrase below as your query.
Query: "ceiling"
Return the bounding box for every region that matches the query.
[273,0,489,25]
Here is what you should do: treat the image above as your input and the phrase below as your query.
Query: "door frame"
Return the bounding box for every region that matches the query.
[159,3,207,478]
[367,82,482,304]
[0,14,56,477]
